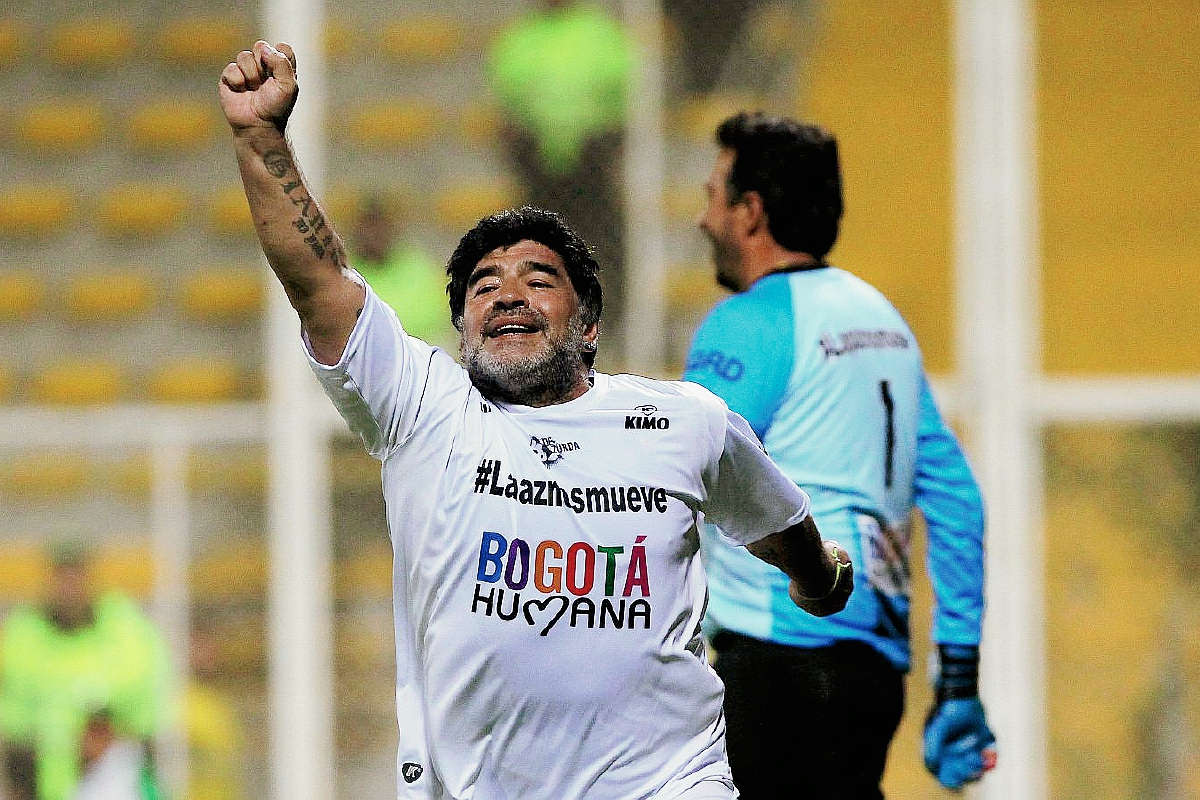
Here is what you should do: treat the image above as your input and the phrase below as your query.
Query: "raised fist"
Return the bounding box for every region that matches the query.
[219,40,299,132]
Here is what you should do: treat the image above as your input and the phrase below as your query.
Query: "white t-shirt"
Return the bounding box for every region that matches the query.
[308,286,811,799]
[71,740,147,800]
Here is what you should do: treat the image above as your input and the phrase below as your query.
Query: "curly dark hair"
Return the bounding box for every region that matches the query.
[445,206,603,332]
[716,111,844,260]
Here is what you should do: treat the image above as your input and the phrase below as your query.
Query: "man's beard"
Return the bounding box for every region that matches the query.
[706,229,742,292]
[462,313,590,406]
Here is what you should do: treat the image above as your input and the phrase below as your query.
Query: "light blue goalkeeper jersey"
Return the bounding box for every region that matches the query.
[683,267,985,671]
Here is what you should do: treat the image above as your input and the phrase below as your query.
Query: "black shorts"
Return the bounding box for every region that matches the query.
[712,632,905,800]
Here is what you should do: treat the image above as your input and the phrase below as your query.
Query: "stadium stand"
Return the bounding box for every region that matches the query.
[16,101,105,154]
[334,542,392,604]
[457,101,502,146]
[0,543,48,605]
[96,182,189,239]
[155,16,250,69]
[178,267,265,322]
[0,450,94,497]
[0,184,76,238]
[432,178,518,231]
[673,92,767,141]
[0,18,29,68]
[31,359,124,405]
[187,447,268,497]
[322,18,357,62]
[0,271,44,320]
[64,270,155,323]
[91,542,157,600]
[191,540,267,604]
[207,184,256,237]
[378,16,472,63]
[47,17,135,70]
[128,98,218,152]
[147,358,242,404]
[340,98,443,149]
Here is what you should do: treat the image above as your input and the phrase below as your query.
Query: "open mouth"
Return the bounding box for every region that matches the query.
[486,317,543,339]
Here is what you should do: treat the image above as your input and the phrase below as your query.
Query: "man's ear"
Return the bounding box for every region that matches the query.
[736,190,767,236]
[583,318,600,349]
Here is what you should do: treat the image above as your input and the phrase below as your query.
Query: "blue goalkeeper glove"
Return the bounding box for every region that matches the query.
[923,644,997,790]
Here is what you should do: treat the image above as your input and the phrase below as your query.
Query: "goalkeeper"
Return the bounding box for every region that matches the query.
[683,111,996,798]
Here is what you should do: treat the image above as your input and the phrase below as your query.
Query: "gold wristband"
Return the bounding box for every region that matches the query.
[798,540,849,601]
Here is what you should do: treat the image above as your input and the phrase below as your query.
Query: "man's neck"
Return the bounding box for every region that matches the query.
[740,245,821,290]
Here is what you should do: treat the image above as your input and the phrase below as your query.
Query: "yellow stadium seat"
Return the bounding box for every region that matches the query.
[748,3,796,54]
[110,449,267,496]
[323,19,356,62]
[97,183,187,238]
[93,544,156,600]
[0,543,50,603]
[179,267,265,322]
[191,540,267,602]
[147,359,241,404]
[208,185,253,237]
[320,183,366,230]
[336,619,393,672]
[0,363,12,402]
[32,359,124,405]
[0,184,75,237]
[378,17,470,63]
[665,262,725,317]
[673,92,766,141]
[189,448,267,496]
[109,452,152,498]
[330,443,381,492]
[0,19,30,68]
[0,272,44,320]
[16,102,105,153]
[336,542,392,601]
[458,102,502,146]
[662,183,703,223]
[128,99,217,151]
[342,99,441,149]
[65,270,154,323]
[0,450,95,497]
[48,18,134,69]
[156,17,248,69]
[433,179,518,230]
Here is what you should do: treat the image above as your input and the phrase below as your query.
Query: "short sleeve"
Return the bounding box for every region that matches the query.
[307,281,453,458]
[701,405,811,545]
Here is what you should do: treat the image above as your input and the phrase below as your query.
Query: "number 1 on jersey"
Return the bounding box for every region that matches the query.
[880,380,895,488]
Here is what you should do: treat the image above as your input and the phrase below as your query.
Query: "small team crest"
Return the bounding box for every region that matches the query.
[530,435,580,466]
[401,762,423,783]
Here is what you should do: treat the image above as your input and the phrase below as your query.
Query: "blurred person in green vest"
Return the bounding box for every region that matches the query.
[487,0,632,358]
[0,542,171,800]
[348,194,458,354]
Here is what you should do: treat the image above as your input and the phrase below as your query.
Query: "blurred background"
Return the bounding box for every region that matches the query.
[0,0,1196,798]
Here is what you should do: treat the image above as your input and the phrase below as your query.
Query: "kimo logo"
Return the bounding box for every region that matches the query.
[401,762,423,783]
[625,404,669,430]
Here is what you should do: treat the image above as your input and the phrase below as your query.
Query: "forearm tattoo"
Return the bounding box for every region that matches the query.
[263,149,347,269]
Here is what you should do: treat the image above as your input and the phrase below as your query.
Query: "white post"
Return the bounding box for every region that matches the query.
[259,1,337,798]
[952,1,1047,798]
[621,0,668,376]
[150,433,191,798]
